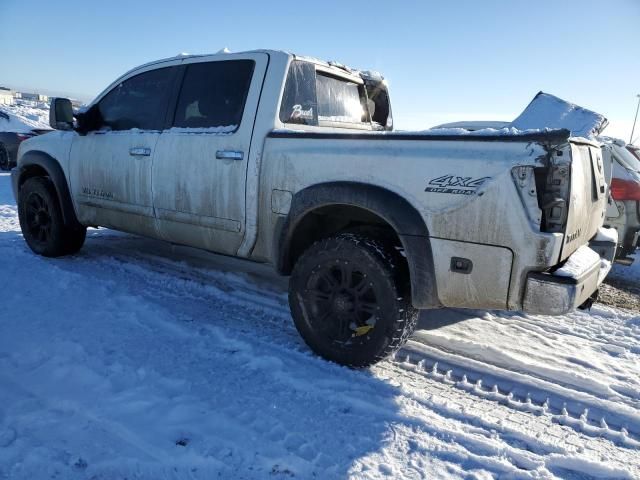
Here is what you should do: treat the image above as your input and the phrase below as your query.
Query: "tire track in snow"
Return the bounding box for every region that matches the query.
[392,344,640,447]
[84,240,640,445]
[50,236,640,475]
[374,360,639,479]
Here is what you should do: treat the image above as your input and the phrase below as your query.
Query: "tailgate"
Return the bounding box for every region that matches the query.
[560,142,607,260]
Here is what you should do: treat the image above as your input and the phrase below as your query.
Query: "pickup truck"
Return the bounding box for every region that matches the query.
[12,50,615,366]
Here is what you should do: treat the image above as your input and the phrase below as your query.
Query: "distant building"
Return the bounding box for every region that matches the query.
[0,87,15,105]
[20,92,49,102]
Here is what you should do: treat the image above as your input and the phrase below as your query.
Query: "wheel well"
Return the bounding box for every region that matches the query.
[276,182,438,308]
[285,204,405,274]
[18,164,49,187]
[16,152,82,229]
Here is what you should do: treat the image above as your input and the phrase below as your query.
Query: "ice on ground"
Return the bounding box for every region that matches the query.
[0,173,639,479]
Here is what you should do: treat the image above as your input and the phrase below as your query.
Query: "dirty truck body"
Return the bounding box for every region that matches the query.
[12,50,614,366]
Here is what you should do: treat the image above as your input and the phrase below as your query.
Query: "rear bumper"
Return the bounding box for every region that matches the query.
[522,235,614,316]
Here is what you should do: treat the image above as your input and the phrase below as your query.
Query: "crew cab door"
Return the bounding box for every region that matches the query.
[69,65,179,237]
[152,53,267,255]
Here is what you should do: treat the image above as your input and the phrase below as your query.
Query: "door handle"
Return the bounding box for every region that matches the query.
[129,147,151,156]
[216,150,244,161]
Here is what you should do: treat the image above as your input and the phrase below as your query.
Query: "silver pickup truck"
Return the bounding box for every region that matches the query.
[12,50,615,366]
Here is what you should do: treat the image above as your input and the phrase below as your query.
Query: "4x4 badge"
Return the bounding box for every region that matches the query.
[425,175,491,195]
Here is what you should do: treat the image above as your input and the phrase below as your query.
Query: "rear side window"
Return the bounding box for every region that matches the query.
[98,67,174,131]
[173,60,254,130]
[279,61,317,125]
[279,60,371,128]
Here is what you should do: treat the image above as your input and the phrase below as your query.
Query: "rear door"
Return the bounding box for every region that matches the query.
[152,53,267,255]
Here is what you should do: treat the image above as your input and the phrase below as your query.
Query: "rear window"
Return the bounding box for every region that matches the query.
[316,73,367,125]
[279,60,370,128]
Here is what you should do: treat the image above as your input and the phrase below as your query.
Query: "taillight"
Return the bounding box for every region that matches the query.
[610,178,640,201]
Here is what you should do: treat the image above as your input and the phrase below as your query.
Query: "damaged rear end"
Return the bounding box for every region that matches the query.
[521,136,615,314]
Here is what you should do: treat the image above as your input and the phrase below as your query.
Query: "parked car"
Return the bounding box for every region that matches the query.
[600,137,640,260]
[11,50,615,366]
[0,110,51,171]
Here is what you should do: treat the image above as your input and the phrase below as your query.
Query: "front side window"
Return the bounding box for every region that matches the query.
[173,60,254,130]
[97,67,174,131]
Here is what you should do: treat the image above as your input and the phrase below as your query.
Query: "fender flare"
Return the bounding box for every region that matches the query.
[275,182,439,308]
[13,150,82,229]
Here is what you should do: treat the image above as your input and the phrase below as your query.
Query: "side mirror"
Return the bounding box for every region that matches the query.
[49,98,74,130]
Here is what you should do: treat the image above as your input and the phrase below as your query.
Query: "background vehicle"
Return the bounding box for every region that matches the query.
[600,137,640,261]
[431,106,638,264]
[11,50,614,366]
[628,144,640,161]
[0,109,51,171]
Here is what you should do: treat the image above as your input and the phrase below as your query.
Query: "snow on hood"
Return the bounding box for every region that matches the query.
[511,92,608,139]
[0,103,51,134]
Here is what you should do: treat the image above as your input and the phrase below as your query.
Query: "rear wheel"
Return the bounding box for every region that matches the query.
[0,143,10,171]
[18,177,86,257]
[289,233,418,367]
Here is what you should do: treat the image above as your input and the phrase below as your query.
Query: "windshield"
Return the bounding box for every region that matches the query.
[316,73,367,125]
[615,145,640,172]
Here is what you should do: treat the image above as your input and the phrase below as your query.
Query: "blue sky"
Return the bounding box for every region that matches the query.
[2,0,639,139]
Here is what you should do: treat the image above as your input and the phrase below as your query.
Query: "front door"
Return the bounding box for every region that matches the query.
[69,65,178,237]
[152,53,268,255]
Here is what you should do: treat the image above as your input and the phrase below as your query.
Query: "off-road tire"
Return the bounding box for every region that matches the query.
[0,143,10,171]
[18,177,86,257]
[289,233,419,367]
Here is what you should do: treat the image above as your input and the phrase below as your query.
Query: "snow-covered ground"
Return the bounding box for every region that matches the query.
[0,101,50,133]
[0,172,639,479]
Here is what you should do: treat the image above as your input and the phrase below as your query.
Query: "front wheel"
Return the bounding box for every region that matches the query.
[18,177,86,257]
[289,233,418,367]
